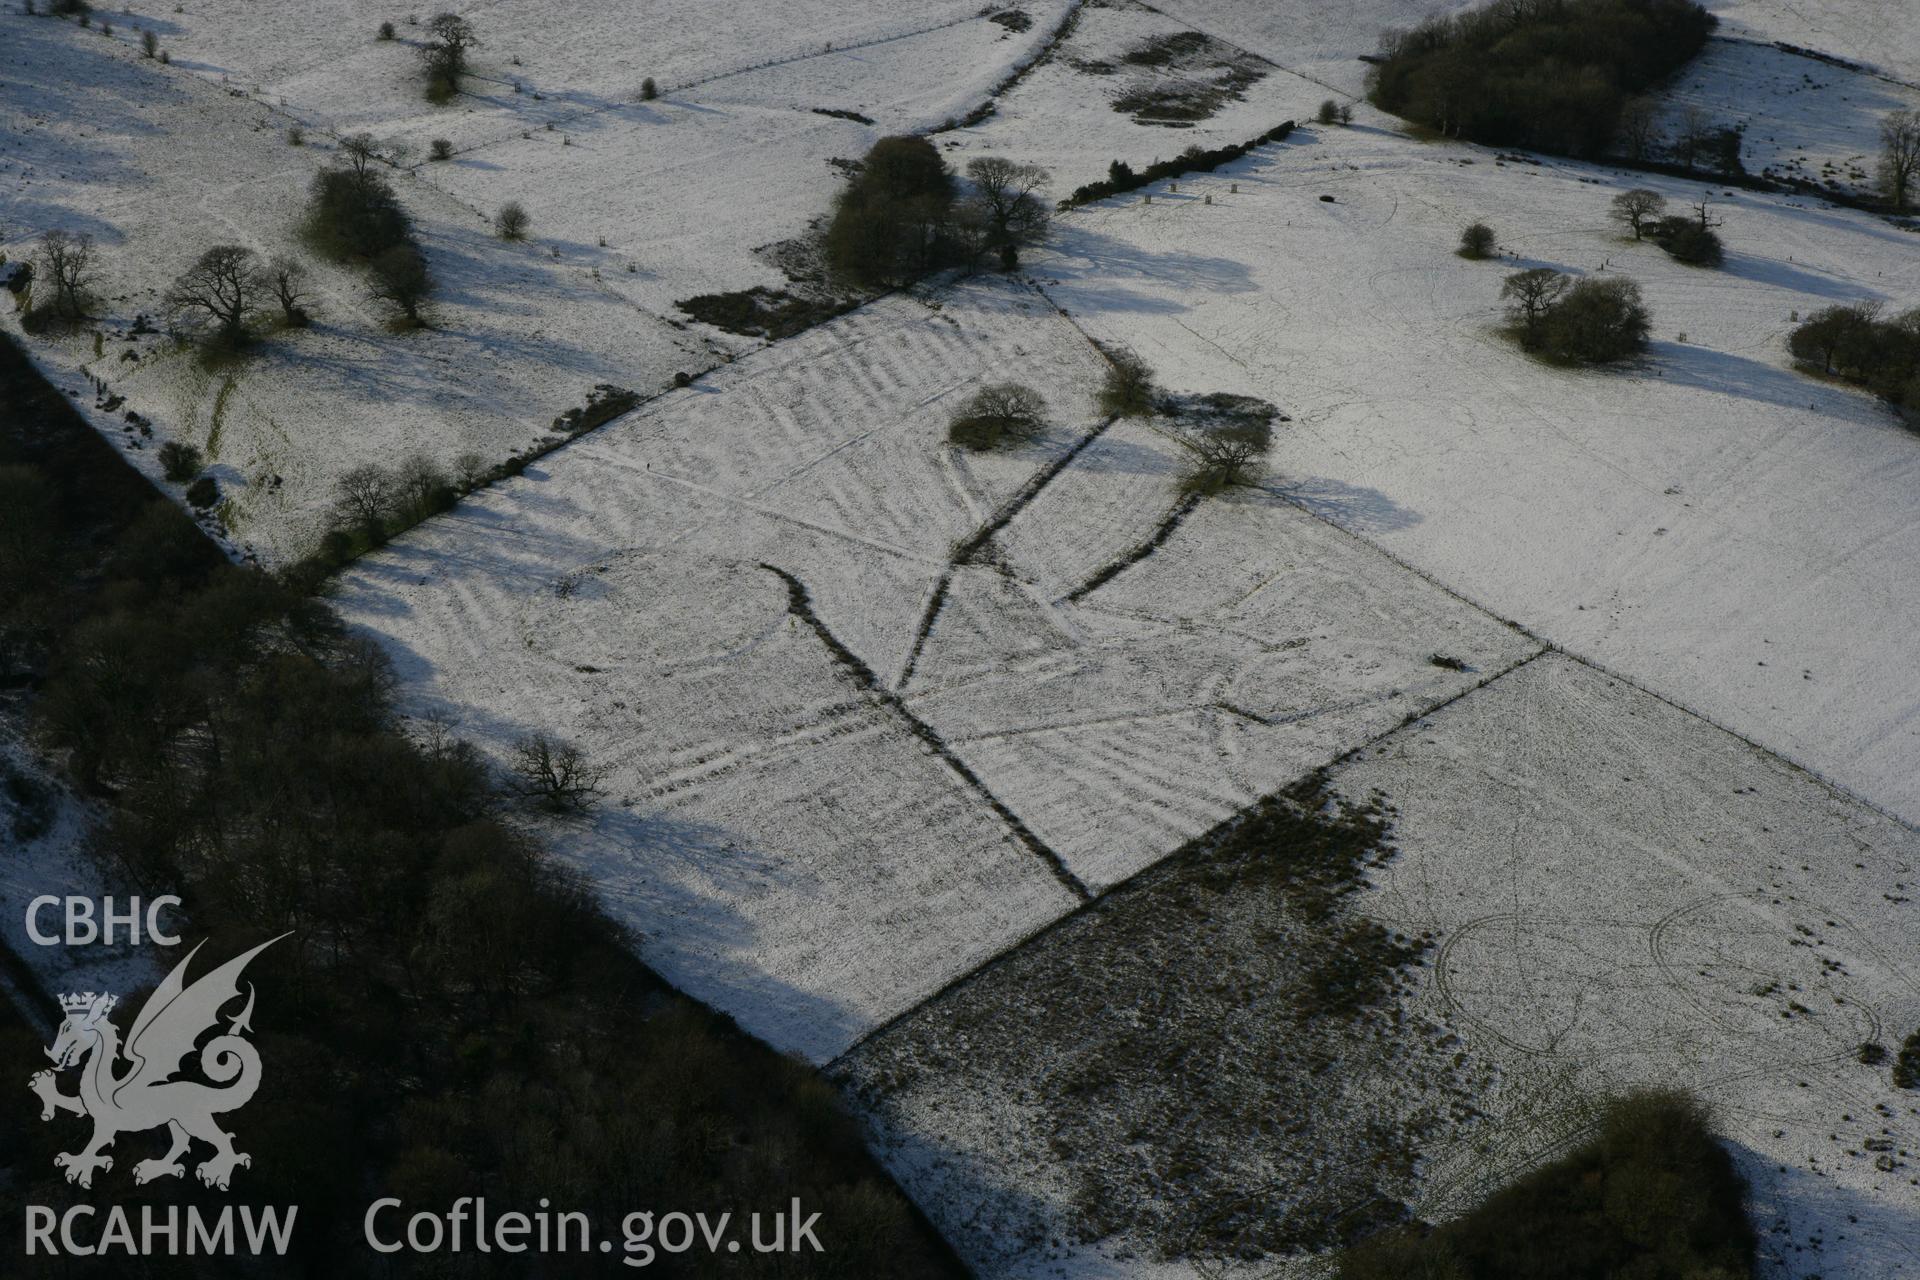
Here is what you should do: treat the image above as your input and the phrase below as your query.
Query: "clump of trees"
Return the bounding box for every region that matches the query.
[1458,222,1497,259]
[418,12,477,103]
[1316,98,1354,125]
[825,135,961,289]
[1367,0,1716,157]
[303,134,433,325]
[20,230,97,333]
[1502,267,1651,363]
[1787,302,1920,411]
[1339,1090,1754,1280]
[1162,392,1282,492]
[1608,188,1724,265]
[948,382,1047,450]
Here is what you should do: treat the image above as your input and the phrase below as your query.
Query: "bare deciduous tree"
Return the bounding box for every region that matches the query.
[495,201,530,240]
[419,13,478,100]
[1501,267,1570,345]
[1616,97,1661,161]
[511,734,606,813]
[1881,109,1920,212]
[335,464,399,531]
[948,382,1047,450]
[163,245,266,348]
[368,245,431,326]
[266,256,311,327]
[1161,395,1279,492]
[38,229,98,323]
[964,157,1050,268]
[1610,188,1666,239]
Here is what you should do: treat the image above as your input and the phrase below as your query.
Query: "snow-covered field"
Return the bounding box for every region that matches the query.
[1340,654,1920,1280]
[1031,116,1920,826]
[10,0,1920,1275]
[332,274,1532,1058]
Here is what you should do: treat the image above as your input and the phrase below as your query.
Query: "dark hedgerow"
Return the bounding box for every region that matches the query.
[1367,0,1717,157]
[1064,120,1295,207]
[1339,1089,1755,1280]
[1787,303,1920,412]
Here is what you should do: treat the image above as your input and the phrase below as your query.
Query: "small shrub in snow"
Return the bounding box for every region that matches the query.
[140,27,156,56]
[495,201,530,240]
[1457,222,1496,259]
[1097,346,1156,418]
[640,77,657,100]
[377,20,395,40]
[429,137,452,160]
[948,383,1047,451]
[1316,98,1340,125]
[158,441,203,482]
[285,123,304,145]
[184,475,219,509]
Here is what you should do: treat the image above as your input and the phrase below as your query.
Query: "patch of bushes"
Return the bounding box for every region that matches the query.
[157,440,202,482]
[1787,302,1920,412]
[1062,121,1295,207]
[1502,268,1651,363]
[947,382,1048,450]
[812,106,875,125]
[1338,1089,1754,1280]
[1896,1028,1920,1089]
[551,383,639,435]
[676,286,857,340]
[1368,0,1717,157]
[183,474,219,508]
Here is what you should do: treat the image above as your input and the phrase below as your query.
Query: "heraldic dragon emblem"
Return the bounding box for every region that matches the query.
[28,934,287,1190]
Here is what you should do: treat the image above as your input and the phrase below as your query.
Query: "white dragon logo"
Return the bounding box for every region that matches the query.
[28,934,287,1190]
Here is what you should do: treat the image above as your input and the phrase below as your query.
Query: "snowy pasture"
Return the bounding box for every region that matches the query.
[333,273,1534,1060]
[1028,116,1920,825]
[1340,654,1920,1280]
[1664,37,1920,201]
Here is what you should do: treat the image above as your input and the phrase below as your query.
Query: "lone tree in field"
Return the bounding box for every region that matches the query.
[948,382,1047,450]
[1458,222,1496,259]
[1163,393,1281,493]
[1881,109,1920,212]
[368,244,432,327]
[35,229,98,326]
[305,138,413,260]
[1500,267,1569,346]
[164,245,267,351]
[1610,188,1666,239]
[511,733,607,813]
[495,201,530,240]
[419,12,478,102]
[266,256,312,326]
[965,157,1051,269]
